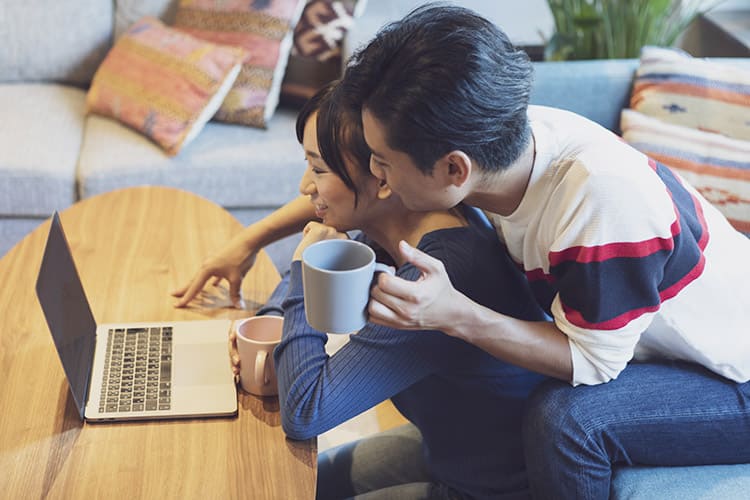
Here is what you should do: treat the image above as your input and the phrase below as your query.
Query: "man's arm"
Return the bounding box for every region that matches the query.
[369,240,574,382]
[173,195,316,307]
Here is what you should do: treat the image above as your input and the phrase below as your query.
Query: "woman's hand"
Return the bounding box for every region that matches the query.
[172,232,258,309]
[292,222,349,261]
[368,240,471,335]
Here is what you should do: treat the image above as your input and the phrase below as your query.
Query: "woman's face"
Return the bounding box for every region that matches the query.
[298,112,380,232]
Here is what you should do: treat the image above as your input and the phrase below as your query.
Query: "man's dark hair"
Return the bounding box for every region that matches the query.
[344,3,534,174]
[295,81,372,204]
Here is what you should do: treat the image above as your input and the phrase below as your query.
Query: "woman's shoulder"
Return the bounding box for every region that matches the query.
[417,206,499,256]
[415,219,504,278]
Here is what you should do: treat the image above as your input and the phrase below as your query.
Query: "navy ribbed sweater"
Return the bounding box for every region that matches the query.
[273,217,548,498]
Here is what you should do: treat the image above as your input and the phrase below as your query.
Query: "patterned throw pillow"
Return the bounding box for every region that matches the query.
[631,46,750,142]
[280,0,362,107]
[86,17,245,156]
[174,0,306,129]
[621,109,750,235]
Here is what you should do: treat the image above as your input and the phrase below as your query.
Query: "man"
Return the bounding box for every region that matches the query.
[343,4,750,498]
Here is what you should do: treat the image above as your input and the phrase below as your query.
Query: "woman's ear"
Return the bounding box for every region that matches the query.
[376,179,392,200]
[435,150,472,188]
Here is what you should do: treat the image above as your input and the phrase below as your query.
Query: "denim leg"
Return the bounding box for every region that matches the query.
[316,423,435,500]
[522,361,750,500]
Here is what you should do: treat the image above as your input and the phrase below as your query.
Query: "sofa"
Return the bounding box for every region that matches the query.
[2,1,749,497]
[0,0,555,262]
[528,58,750,500]
[0,0,308,267]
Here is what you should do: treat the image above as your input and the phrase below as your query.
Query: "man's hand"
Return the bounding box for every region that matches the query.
[172,233,258,309]
[292,222,349,261]
[370,241,575,381]
[368,240,470,335]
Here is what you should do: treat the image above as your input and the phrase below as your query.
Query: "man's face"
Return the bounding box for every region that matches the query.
[362,108,459,212]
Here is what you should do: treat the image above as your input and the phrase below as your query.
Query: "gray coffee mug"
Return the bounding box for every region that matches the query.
[301,239,394,334]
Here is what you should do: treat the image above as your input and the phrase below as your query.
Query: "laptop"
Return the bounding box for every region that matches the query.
[35,212,237,422]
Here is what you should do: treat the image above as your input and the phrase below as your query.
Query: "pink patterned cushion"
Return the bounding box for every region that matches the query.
[87,17,245,156]
[174,0,306,128]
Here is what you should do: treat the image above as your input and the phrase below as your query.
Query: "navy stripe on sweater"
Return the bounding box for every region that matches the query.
[526,159,708,329]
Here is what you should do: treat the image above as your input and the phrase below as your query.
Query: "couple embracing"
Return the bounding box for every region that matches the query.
[174,4,750,499]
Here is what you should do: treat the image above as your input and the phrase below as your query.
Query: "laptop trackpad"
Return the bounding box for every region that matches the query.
[173,342,231,386]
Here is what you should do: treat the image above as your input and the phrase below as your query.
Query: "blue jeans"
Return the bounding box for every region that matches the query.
[522,361,750,499]
[316,424,443,499]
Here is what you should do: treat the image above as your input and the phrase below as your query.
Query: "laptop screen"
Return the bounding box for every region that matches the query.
[35,212,97,419]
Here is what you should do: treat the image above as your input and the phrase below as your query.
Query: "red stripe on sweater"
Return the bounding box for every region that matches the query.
[562,301,660,330]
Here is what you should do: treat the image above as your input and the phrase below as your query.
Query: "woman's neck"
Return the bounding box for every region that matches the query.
[361,209,466,267]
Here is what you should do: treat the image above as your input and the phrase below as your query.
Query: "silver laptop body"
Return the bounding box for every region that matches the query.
[36,212,237,422]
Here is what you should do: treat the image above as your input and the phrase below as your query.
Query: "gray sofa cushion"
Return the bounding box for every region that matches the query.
[78,109,306,210]
[0,0,112,85]
[0,84,85,216]
[0,218,46,258]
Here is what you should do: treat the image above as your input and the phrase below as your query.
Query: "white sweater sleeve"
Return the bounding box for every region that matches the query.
[552,294,653,385]
[540,154,677,386]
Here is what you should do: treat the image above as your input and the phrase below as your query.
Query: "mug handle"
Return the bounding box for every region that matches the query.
[255,351,269,385]
[373,262,395,276]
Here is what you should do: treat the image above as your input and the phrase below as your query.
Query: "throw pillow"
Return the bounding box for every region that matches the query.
[114,0,179,40]
[280,0,362,108]
[86,17,245,156]
[621,109,750,235]
[173,0,306,129]
[631,46,750,142]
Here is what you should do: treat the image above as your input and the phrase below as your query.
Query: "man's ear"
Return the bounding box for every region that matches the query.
[376,179,392,200]
[435,150,472,188]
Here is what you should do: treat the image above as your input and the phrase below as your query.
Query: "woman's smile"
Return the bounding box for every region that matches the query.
[311,198,328,219]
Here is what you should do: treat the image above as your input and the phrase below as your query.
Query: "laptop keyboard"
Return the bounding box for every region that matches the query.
[99,326,173,413]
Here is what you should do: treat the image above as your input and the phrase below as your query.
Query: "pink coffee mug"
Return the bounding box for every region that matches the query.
[235,316,283,396]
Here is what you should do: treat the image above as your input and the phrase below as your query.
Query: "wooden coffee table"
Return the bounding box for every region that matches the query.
[0,186,316,499]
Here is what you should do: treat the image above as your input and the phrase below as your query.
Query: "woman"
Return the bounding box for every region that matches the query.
[232,82,548,499]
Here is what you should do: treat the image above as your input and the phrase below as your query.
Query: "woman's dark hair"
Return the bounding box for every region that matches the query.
[343,3,534,174]
[295,81,372,204]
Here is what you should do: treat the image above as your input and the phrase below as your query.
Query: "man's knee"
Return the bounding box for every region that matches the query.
[523,379,578,441]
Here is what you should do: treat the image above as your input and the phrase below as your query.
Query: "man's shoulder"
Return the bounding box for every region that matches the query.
[528,104,603,131]
[529,104,641,183]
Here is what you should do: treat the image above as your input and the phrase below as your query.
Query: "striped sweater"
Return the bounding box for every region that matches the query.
[484,105,750,386]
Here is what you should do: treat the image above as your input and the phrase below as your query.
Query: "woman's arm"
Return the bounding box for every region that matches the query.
[173,195,316,307]
[275,260,448,440]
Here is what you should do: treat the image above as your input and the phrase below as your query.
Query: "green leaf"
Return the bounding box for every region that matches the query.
[544,0,711,61]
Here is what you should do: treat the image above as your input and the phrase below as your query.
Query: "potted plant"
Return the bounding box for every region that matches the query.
[545,0,720,60]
